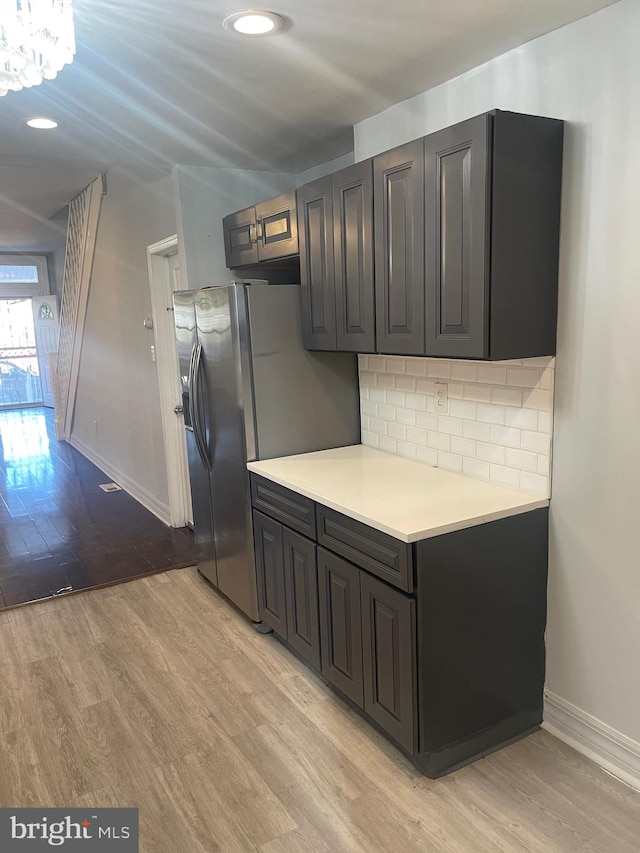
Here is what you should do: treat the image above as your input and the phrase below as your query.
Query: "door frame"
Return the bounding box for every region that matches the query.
[147,235,191,527]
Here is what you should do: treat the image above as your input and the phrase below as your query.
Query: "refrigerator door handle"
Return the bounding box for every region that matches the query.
[191,342,212,471]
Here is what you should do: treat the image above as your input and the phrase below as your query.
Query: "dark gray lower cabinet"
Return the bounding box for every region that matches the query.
[283,528,321,670]
[361,573,416,754]
[253,510,287,637]
[251,475,549,778]
[317,548,364,707]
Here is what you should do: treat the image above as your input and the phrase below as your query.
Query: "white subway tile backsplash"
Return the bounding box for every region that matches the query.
[451,362,478,382]
[359,355,554,497]
[428,361,452,379]
[396,408,417,426]
[417,446,438,466]
[477,364,507,384]
[538,411,551,433]
[505,407,539,430]
[396,441,417,459]
[395,375,417,392]
[416,378,435,395]
[405,358,427,376]
[437,415,464,436]
[463,458,491,481]
[387,422,407,440]
[449,399,477,419]
[416,411,438,430]
[368,355,386,372]
[386,390,406,407]
[406,426,428,445]
[451,437,476,457]
[378,435,397,454]
[521,430,549,453]
[428,431,450,451]
[377,372,395,389]
[463,420,492,442]
[404,392,427,411]
[522,388,552,410]
[477,442,506,464]
[489,464,521,488]
[476,403,505,425]
[489,425,521,448]
[378,403,396,421]
[520,471,548,495]
[464,385,492,403]
[505,448,538,472]
[438,451,463,471]
[490,387,523,407]
[506,367,540,387]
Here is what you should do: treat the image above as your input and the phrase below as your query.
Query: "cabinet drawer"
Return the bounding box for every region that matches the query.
[250,475,316,538]
[316,505,413,592]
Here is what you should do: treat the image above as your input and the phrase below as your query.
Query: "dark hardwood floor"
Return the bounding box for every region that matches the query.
[0,407,194,610]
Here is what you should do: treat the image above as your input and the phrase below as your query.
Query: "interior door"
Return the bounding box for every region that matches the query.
[31,296,59,408]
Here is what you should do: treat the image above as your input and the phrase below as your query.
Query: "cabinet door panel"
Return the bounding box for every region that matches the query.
[297,177,337,350]
[284,529,320,670]
[253,511,287,637]
[256,192,298,261]
[361,573,416,754]
[425,114,490,358]
[374,141,425,354]
[318,548,363,707]
[333,161,375,352]
[223,207,259,269]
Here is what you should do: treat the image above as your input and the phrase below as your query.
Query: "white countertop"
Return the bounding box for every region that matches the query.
[247,445,548,543]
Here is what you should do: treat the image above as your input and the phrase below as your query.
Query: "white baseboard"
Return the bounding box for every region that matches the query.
[69,434,172,526]
[543,691,640,791]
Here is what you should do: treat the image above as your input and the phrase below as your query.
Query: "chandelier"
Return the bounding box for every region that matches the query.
[0,0,76,97]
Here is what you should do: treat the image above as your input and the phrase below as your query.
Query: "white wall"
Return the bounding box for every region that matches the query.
[173,166,295,290]
[72,167,176,516]
[354,0,640,757]
[295,152,355,187]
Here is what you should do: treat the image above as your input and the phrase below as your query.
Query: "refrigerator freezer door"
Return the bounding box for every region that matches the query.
[195,286,259,621]
[173,291,217,585]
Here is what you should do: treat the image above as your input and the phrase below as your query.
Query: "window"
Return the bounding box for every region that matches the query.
[0,255,50,298]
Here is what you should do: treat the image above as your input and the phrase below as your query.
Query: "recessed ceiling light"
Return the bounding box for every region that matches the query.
[223,10,285,36]
[26,117,59,130]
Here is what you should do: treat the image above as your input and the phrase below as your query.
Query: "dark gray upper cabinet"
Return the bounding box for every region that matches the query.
[333,161,375,352]
[297,176,337,350]
[223,192,297,269]
[424,114,490,359]
[294,109,562,359]
[374,140,425,355]
[425,110,564,360]
[297,162,375,352]
[223,205,259,269]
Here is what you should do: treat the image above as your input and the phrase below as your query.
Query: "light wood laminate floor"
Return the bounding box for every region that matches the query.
[1,567,639,852]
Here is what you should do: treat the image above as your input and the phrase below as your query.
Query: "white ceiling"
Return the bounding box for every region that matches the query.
[0,0,618,252]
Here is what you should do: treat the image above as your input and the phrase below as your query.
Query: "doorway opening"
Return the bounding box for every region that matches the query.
[0,298,43,408]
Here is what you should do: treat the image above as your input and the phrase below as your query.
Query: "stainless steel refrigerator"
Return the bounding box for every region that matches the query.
[173,282,360,623]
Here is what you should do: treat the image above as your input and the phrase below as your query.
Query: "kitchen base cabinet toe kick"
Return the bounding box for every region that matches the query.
[250,473,548,778]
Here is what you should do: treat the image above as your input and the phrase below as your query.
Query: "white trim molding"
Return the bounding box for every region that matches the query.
[147,234,192,528]
[544,691,640,791]
[69,434,171,526]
